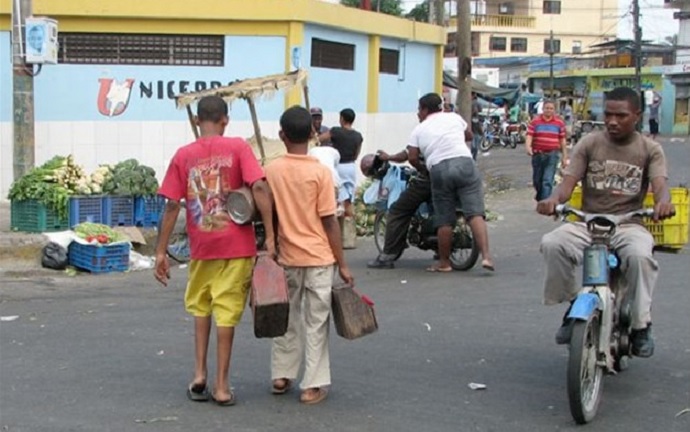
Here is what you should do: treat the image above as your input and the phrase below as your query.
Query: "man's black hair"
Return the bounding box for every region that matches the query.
[280,105,312,143]
[340,108,356,124]
[419,93,443,114]
[605,87,641,111]
[197,96,228,123]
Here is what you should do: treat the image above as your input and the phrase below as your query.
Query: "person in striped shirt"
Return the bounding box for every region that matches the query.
[525,100,567,201]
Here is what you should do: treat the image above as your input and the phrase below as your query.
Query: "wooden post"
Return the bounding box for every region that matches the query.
[185,105,199,139]
[302,83,311,110]
[246,97,267,165]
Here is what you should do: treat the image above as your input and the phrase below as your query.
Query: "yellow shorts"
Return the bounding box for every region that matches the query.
[184,258,253,327]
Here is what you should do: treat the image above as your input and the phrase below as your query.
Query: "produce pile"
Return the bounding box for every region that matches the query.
[75,165,112,195]
[74,222,127,245]
[102,159,159,197]
[8,155,85,219]
[353,180,378,237]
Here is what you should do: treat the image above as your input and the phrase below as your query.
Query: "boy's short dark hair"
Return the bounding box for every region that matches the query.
[197,96,228,123]
[340,108,356,124]
[419,93,443,114]
[605,87,641,111]
[280,105,312,143]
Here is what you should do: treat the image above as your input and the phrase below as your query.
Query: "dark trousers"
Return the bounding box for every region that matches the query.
[383,177,432,257]
[531,150,561,201]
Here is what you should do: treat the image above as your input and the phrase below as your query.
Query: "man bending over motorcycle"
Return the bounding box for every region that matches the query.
[366,149,431,269]
[536,86,675,357]
[407,93,494,273]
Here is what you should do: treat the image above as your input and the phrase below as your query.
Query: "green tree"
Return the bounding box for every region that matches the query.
[340,0,404,16]
[406,0,430,22]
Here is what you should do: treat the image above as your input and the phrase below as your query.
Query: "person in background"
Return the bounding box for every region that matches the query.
[155,96,275,407]
[267,106,354,405]
[311,107,330,145]
[470,93,483,160]
[525,100,567,201]
[318,108,363,220]
[649,94,662,140]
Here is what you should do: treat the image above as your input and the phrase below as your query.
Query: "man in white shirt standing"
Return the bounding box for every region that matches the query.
[407,93,494,273]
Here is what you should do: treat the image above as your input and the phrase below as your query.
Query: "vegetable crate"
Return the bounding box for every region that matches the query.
[103,196,135,226]
[134,196,166,228]
[68,242,130,274]
[568,187,690,250]
[69,196,105,228]
[10,199,69,233]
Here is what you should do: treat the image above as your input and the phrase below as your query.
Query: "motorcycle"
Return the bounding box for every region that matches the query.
[554,204,654,424]
[479,116,519,152]
[370,165,479,271]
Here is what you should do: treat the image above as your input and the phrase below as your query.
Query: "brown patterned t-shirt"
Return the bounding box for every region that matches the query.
[565,131,667,215]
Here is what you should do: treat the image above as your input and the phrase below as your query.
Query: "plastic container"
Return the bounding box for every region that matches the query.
[10,199,68,233]
[68,196,105,228]
[103,196,135,226]
[68,242,130,273]
[133,196,166,228]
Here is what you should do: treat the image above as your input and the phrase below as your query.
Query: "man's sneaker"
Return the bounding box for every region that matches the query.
[367,254,396,269]
[631,324,655,358]
[555,319,574,345]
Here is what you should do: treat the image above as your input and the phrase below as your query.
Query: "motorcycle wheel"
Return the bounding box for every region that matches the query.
[479,136,493,152]
[509,134,518,149]
[373,211,403,261]
[449,215,480,271]
[155,201,190,263]
[567,313,604,425]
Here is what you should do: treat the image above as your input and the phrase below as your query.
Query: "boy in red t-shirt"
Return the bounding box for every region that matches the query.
[155,96,275,406]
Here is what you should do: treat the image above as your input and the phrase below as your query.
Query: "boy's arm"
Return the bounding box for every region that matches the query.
[154,200,181,286]
[321,215,353,285]
[251,179,276,258]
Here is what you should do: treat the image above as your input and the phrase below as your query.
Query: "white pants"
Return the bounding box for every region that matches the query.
[271,265,334,390]
[541,223,658,330]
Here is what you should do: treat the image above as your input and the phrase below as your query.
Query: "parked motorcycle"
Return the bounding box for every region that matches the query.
[479,116,519,152]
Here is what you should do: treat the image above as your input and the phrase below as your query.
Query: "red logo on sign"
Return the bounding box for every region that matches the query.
[97,78,135,117]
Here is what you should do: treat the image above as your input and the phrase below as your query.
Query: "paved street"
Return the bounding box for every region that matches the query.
[1,138,689,432]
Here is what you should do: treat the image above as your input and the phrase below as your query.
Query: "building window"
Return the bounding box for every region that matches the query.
[311,38,355,70]
[379,48,399,74]
[511,37,528,52]
[57,33,224,66]
[498,2,514,15]
[544,38,561,54]
[572,40,582,54]
[490,36,507,52]
[543,1,561,14]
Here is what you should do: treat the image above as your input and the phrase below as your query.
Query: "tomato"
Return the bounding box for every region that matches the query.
[97,234,109,244]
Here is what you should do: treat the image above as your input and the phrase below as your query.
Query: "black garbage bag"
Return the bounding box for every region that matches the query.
[41,242,68,270]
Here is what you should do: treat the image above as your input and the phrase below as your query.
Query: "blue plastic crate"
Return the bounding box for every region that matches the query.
[134,196,166,228]
[103,196,134,226]
[68,242,130,274]
[68,196,105,228]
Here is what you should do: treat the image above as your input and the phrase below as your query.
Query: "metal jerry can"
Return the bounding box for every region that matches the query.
[582,244,610,286]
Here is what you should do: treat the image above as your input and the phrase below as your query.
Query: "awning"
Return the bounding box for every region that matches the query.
[442,71,520,102]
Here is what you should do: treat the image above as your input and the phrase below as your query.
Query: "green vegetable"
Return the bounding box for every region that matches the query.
[102,159,159,197]
[74,222,127,243]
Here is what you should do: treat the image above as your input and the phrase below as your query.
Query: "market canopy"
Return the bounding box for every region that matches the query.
[442,71,520,104]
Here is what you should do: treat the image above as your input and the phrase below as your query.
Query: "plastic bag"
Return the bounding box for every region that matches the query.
[41,242,69,270]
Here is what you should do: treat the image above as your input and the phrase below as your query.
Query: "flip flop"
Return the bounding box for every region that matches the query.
[211,391,236,407]
[186,383,209,402]
[426,266,453,273]
[272,378,292,395]
[300,388,328,405]
[482,261,495,272]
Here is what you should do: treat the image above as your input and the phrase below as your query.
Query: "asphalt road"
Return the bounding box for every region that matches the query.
[1,139,689,432]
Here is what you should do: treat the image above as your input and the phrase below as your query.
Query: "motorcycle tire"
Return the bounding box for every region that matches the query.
[449,215,480,271]
[479,136,493,152]
[509,135,518,149]
[373,211,403,261]
[567,313,604,425]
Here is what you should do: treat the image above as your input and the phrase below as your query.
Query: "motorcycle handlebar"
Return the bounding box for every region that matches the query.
[554,204,655,225]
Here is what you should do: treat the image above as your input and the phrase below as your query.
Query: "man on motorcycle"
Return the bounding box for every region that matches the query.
[366,150,431,269]
[536,87,675,357]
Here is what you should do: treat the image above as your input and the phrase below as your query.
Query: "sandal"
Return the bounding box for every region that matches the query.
[300,387,328,405]
[211,390,236,407]
[186,382,209,402]
[272,378,292,395]
[426,265,453,273]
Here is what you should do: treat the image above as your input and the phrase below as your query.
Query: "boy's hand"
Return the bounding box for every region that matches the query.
[339,265,354,286]
[154,253,171,287]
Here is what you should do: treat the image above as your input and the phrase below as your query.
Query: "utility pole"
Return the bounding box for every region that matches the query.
[12,0,35,180]
[435,0,445,25]
[456,0,472,122]
[632,0,642,96]
[548,29,555,100]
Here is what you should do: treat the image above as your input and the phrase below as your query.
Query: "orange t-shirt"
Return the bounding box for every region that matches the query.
[265,154,337,267]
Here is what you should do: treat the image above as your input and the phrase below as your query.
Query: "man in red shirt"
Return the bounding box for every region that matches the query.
[525,100,567,201]
[155,96,275,406]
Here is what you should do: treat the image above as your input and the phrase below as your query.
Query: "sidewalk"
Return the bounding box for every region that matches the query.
[0,200,49,270]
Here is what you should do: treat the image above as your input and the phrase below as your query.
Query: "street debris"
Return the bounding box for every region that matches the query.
[0,316,19,322]
[157,350,164,356]
[401,280,407,284]
[423,322,431,331]
[134,416,178,424]
[676,408,690,418]
[179,264,188,269]
[468,382,487,390]
[129,251,155,271]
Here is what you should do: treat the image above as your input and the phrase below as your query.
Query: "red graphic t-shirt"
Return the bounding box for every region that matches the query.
[158,136,264,260]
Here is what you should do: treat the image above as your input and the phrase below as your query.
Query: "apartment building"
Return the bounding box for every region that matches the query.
[664,0,690,134]
[445,0,620,58]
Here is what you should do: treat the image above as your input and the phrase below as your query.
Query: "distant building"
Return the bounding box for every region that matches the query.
[664,0,690,135]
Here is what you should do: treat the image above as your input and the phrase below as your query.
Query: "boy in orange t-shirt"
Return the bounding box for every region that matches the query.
[266,106,354,405]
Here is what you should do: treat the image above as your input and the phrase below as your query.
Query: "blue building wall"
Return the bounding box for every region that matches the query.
[0,32,11,122]
[378,39,435,113]
[302,24,369,113]
[0,35,287,123]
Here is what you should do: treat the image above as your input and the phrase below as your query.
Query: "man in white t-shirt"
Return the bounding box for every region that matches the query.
[407,93,494,273]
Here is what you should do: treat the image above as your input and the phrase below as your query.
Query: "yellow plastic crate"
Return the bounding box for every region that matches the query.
[568,187,689,250]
